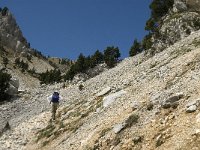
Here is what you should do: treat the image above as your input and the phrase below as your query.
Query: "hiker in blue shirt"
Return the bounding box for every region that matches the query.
[47,91,62,120]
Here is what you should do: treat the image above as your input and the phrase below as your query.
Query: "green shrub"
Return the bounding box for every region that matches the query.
[27,54,32,62]
[147,103,154,111]
[129,39,141,56]
[194,19,200,29]
[64,50,104,81]
[39,69,61,84]
[125,114,139,127]
[147,0,174,31]
[79,84,84,91]
[90,50,104,68]
[0,69,11,101]
[1,7,8,16]
[3,57,8,67]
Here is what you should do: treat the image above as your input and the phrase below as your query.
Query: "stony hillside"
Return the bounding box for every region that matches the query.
[1,28,200,150]
[2,1,200,150]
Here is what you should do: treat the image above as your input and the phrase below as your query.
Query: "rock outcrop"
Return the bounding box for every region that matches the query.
[0,9,29,52]
[152,0,200,53]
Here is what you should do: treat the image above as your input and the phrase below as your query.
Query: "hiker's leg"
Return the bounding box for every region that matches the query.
[51,103,56,120]
[54,103,59,119]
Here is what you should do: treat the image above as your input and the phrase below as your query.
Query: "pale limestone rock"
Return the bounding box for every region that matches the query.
[103,90,127,107]
[186,105,197,113]
[96,87,111,97]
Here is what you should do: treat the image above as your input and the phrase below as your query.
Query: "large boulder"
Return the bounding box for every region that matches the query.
[103,90,127,108]
[173,0,188,13]
[161,93,184,109]
[185,99,200,113]
[6,78,19,96]
[96,87,111,97]
[113,113,139,134]
[9,78,19,89]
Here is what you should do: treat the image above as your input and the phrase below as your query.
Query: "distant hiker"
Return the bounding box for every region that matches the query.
[47,91,62,120]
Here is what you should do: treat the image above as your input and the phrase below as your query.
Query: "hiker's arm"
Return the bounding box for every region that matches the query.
[59,96,63,103]
[47,96,52,104]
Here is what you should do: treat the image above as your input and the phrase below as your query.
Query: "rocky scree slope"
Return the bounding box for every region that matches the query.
[1,29,200,150]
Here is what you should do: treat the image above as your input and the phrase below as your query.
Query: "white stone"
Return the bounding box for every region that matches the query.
[96,87,111,97]
[103,90,127,107]
[113,122,126,134]
[186,105,197,113]
[16,40,20,49]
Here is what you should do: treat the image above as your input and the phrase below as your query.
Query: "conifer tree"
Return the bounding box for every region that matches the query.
[104,46,120,68]
[129,39,141,56]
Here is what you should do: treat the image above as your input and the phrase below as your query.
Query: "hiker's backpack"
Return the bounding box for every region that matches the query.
[51,92,59,103]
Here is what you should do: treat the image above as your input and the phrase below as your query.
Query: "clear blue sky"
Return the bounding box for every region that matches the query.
[1,0,151,60]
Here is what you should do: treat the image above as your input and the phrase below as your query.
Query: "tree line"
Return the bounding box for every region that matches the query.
[40,46,120,84]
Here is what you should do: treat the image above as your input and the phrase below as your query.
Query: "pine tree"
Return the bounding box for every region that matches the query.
[104,46,120,68]
[129,39,141,56]
[76,53,87,72]
[91,50,104,67]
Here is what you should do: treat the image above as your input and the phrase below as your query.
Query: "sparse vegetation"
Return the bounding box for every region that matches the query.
[36,124,55,142]
[192,39,200,47]
[164,13,182,24]
[133,136,143,144]
[39,69,61,84]
[0,45,6,56]
[32,49,47,60]
[145,0,174,32]
[193,18,200,29]
[3,57,8,67]
[79,84,84,91]
[112,136,121,146]
[125,113,139,127]
[147,102,154,111]
[64,48,120,81]
[26,54,32,62]
[99,127,111,138]
[14,58,29,72]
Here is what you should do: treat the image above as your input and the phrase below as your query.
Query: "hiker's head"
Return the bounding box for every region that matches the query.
[53,91,59,96]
